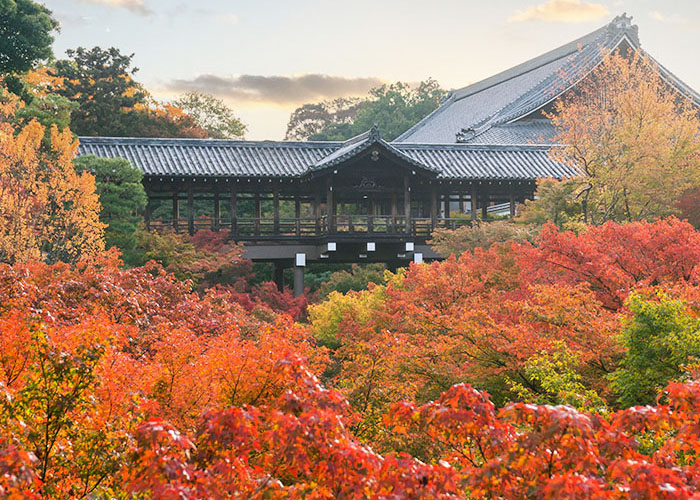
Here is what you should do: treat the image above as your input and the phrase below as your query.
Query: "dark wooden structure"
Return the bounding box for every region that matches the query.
[80,127,571,295]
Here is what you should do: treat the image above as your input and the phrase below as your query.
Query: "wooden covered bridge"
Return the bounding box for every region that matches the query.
[79,126,572,294]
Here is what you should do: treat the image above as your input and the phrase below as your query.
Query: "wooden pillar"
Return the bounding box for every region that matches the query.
[391,192,398,233]
[481,185,488,220]
[404,175,411,234]
[326,177,334,233]
[213,192,220,231]
[471,183,478,221]
[430,185,438,229]
[145,197,151,231]
[172,192,179,230]
[230,185,238,237]
[314,191,321,235]
[274,262,285,292]
[458,193,464,215]
[509,184,516,219]
[273,184,280,234]
[295,196,301,236]
[254,192,261,236]
[187,183,194,236]
[443,192,450,219]
[368,197,374,233]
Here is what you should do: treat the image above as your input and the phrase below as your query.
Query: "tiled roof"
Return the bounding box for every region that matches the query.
[460,120,557,145]
[78,137,339,178]
[395,14,700,145]
[78,135,576,181]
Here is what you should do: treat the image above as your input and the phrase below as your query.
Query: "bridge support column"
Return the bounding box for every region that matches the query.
[293,266,304,297]
[274,262,285,292]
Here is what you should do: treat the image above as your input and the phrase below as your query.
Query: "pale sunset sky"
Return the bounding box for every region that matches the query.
[39,0,700,139]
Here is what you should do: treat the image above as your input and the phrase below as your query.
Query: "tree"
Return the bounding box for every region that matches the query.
[50,47,207,138]
[611,293,700,408]
[172,91,246,139]
[0,0,58,74]
[429,220,539,257]
[515,178,584,229]
[0,92,105,264]
[74,155,147,263]
[550,50,700,224]
[285,97,363,140]
[285,79,445,141]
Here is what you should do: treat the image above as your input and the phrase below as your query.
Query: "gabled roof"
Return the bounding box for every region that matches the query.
[78,133,576,181]
[395,14,700,145]
[309,125,439,175]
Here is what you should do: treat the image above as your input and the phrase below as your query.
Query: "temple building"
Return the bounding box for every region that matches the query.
[78,14,700,295]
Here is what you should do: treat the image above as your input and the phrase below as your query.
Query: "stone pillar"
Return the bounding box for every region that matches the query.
[293,266,304,297]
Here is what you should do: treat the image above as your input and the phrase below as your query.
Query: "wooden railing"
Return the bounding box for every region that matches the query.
[147,216,474,238]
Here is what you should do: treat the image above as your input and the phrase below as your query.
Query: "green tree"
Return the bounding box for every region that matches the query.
[611,293,700,408]
[285,97,363,140]
[515,178,585,230]
[74,155,147,263]
[173,91,247,139]
[51,47,146,136]
[51,46,206,138]
[285,79,445,141]
[318,264,387,299]
[0,0,58,75]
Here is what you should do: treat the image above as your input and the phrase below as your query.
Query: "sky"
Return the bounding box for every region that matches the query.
[39,0,700,139]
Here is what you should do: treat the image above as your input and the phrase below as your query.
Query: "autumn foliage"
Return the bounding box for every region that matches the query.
[0,90,104,264]
[0,218,699,498]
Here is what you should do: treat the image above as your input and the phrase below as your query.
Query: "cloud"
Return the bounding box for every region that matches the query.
[163,74,386,105]
[508,0,609,23]
[648,11,689,25]
[217,14,239,25]
[76,0,152,16]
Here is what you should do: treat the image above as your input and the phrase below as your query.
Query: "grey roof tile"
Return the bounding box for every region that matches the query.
[78,136,576,181]
[395,14,698,145]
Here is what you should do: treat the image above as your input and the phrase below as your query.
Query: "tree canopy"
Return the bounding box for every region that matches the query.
[285,79,445,141]
[549,50,700,224]
[50,46,207,138]
[173,91,247,139]
[0,0,58,74]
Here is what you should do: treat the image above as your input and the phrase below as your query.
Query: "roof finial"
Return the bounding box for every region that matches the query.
[369,123,381,141]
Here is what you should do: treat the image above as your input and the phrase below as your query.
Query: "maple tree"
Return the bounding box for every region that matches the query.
[549,50,700,224]
[0,91,105,264]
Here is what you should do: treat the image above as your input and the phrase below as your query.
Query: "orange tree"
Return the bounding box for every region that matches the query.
[549,50,700,224]
[0,91,104,264]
